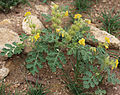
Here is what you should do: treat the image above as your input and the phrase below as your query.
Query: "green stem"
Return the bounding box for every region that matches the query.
[75,48,79,81]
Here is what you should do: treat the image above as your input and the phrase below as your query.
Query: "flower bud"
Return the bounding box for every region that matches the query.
[31,29,36,34]
[29,24,33,28]
[53,4,59,9]
[71,25,79,31]
[65,34,71,42]
[57,19,62,25]
[36,29,41,33]
[32,24,36,28]
[52,11,56,15]
[52,23,57,28]
[56,13,61,18]
[52,17,56,22]
[81,31,86,34]
[69,30,76,36]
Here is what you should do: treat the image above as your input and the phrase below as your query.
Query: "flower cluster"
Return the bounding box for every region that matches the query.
[98,37,110,49]
[51,3,91,44]
[24,12,41,42]
[104,37,110,49]
[104,56,119,70]
[67,14,91,43]
[51,3,69,38]
[111,59,119,70]
[78,38,85,46]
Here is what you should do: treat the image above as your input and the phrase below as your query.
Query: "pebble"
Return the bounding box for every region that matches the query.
[113,87,118,90]
[0,65,9,80]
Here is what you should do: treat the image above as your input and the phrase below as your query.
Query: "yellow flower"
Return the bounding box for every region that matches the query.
[115,59,118,68]
[53,4,59,9]
[56,29,60,33]
[62,33,64,37]
[90,47,96,52]
[93,48,96,52]
[34,33,40,41]
[112,59,119,70]
[85,19,91,24]
[58,32,64,38]
[31,38,34,42]
[104,45,108,49]
[78,38,85,46]
[105,37,110,44]
[65,11,68,17]
[74,14,82,19]
[24,11,31,17]
[112,66,114,70]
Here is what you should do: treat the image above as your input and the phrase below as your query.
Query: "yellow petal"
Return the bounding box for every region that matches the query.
[56,29,60,33]
[105,37,110,44]
[34,33,40,41]
[62,33,64,37]
[65,11,68,17]
[78,38,85,46]
[85,19,91,24]
[115,59,118,68]
[104,45,108,49]
[74,14,82,19]
[24,11,31,17]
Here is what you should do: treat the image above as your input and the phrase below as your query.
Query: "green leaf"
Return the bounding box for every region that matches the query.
[2,48,9,52]
[46,50,66,72]
[5,44,13,48]
[26,64,33,69]
[43,0,47,3]
[85,71,92,77]
[83,81,88,85]
[83,84,89,89]
[93,76,99,85]
[82,76,90,81]
[90,81,95,88]
[7,51,13,57]
[0,52,6,56]
[41,14,51,22]
[12,42,17,46]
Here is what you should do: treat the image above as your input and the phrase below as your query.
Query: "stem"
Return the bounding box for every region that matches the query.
[75,48,79,81]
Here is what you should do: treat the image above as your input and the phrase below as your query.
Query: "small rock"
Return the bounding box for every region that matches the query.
[0,28,21,50]
[0,65,9,80]
[22,15,45,34]
[0,28,21,60]
[0,19,11,26]
[113,87,118,90]
[35,4,50,15]
[0,61,5,66]
[102,0,107,2]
